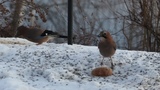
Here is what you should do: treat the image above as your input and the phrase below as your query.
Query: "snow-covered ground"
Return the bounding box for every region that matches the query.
[0,38,160,90]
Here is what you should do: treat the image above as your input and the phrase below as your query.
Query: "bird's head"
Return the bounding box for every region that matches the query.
[97,31,111,39]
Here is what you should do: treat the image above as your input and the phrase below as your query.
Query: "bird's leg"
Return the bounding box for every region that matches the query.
[110,57,114,70]
[100,57,104,66]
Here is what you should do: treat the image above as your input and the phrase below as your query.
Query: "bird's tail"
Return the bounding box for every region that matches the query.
[58,35,68,38]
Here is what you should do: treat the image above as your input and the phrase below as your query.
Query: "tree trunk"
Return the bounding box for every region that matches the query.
[10,0,23,37]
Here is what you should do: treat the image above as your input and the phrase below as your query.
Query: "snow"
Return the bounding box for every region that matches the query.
[0,38,160,90]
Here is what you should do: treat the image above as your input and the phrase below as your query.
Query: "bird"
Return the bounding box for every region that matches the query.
[97,31,116,69]
[15,26,68,45]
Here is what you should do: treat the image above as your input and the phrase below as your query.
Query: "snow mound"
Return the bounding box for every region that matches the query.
[0,38,35,45]
[0,38,160,90]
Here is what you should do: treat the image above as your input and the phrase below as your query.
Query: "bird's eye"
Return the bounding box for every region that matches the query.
[102,33,107,38]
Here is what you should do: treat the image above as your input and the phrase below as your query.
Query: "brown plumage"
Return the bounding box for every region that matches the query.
[15,26,68,45]
[98,31,116,69]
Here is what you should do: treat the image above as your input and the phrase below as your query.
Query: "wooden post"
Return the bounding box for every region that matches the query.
[68,0,73,45]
